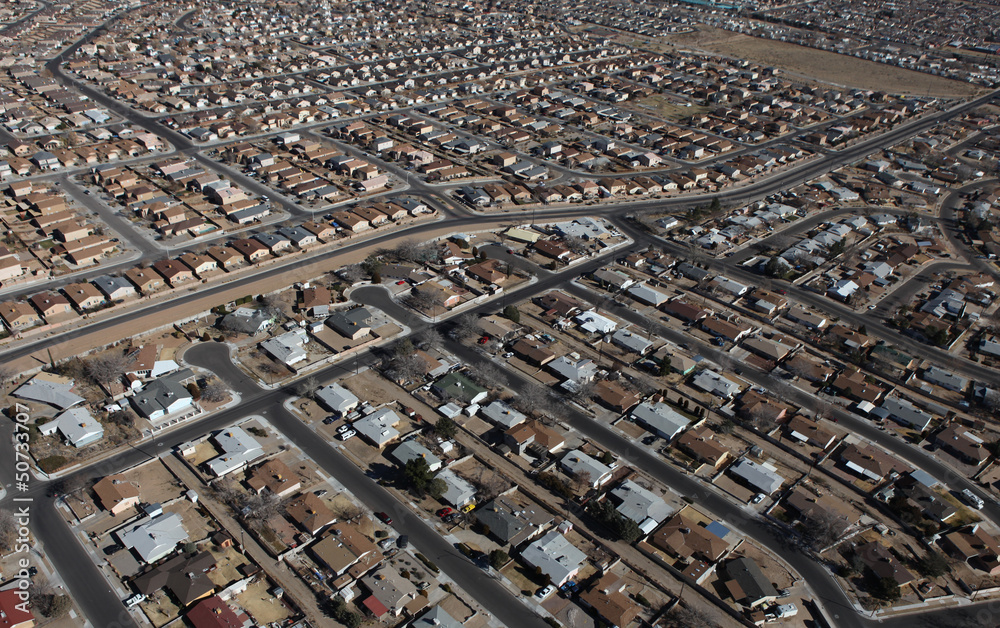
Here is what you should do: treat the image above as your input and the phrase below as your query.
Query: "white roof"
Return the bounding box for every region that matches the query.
[206,427,264,476]
[611,479,674,525]
[729,458,784,494]
[391,440,442,471]
[691,370,742,398]
[437,468,476,507]
[560,449,612,485]
[630,402,690,441]
[316,383,360,413]
[575,310,618,334]
[481,400,527,428]
[548,356,597,383]
[52,407,104,447]
[117,513,188,563]
[626,283,669,305]
[14,374,84,410]
[611,329,653,354]
[521,530,587,586]
[353,408,401,446]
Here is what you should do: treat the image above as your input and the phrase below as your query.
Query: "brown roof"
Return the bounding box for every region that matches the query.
[285,493,336,534]
[676,426,730,467]
[579,573,640,628]
[246,459,300,496]
[92,474,140,510]
[651,514,729,562]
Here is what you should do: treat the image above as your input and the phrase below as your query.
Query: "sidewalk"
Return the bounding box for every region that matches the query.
[159,454,329,627]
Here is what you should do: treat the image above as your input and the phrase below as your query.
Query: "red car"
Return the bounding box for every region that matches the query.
[375,511,392,524]
[477,336,489,344]
[436,507,454,518]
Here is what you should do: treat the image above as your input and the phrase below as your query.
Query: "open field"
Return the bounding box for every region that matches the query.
[634,94,711,121]
[660,26,983,98]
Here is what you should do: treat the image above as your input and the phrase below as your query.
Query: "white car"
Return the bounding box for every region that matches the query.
[337,423,353,434]
[751,493,765,505]
[535,585,556,600]
[338,429,357,441]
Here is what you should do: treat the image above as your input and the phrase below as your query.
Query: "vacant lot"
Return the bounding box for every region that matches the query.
[634,94,711,121]
[663,26,981,97]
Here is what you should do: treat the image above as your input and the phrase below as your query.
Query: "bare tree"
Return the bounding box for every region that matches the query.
[662,604,721,628]
[387,353,425,385]
[0,509,16,552]
[467,362,505,389]
[334,502,364,523]
[451,313,480,339]
[295,376,319,398]
[511,383,556,417]
[0,365,14,393]
[803,511,851,551]
[570,471,592,494]
[338,264,366,284]
[262,291,293,321]
[416,327,444,350]
[200,382,229,403]
[85,353,129,385]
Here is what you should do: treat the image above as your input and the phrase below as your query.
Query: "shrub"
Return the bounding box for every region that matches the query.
[415,553,440,573]
[38,455,68,474]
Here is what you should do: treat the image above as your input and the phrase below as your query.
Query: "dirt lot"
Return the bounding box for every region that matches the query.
[693,30,982,97]
[634,94,711,121]
[235,578,296,625]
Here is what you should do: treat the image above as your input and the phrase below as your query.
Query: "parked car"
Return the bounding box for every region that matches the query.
[323,416,336,425]
[535,585,556,600]
[461,503,476,513]
[375,512,393,524]
[337,423,353,433]
[752,493,765,504]
[396,535,409,549]
[436,507,454,518]
[338,429,357,440]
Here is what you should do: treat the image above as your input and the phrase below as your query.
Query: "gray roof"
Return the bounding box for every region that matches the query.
[91,274,136,298]
[631,402,690,441]
[521,531,586,587]
[129,373,194,420]
[315,382,359,413]
[14,374,84,410]
[729,458,784,494]
[560,449,612,485]
[437,469,476,507]
[391,440,442,470]
[611,479,673,526]
[723,556,779,604]
[326,307,372,337]
[874,397,934,431]
[481,400,526,428]
[117,513,188,563]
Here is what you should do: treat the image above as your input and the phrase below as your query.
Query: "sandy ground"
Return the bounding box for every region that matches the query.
[659,26,982,98]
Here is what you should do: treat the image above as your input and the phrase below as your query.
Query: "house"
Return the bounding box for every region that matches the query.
[939,524,1000,575]
[125,267,164,294]
[560,449,613,488]
[700,317,752,343]
[922,366,968,393]
[935,425,989,466]
[721,557,779,608]
[610,479,673,532]
[854,541,915,586]
[326,307,373,339]
[610,329,653,355]
[13,372,84,410]
[784,416,837,450]
[579,573,641,628]
[129,372,194,422]
[520,531,587,587]
[691,370,742,399]
[475,494,554,546]
[626,283,669,306]
[512,339,556,366]
[437,469,477,508]
[63,282,106,311]
[0,301,41,331]
[547,356,598,384]
[575,310,618,335]
[0,589,35,628]
[432,372,488,405]
[133,551,217,607]
[481,400,527,429]
[93,474,140,515]
[411,607,464,628]
[285,492,337,535]
[391,440,442,472]
[785,487,860,529]
[651,513,729,563]
[504,421,566,456]
[39,407,104,448]
[310,523,381,577]
[840,443,901,482]
[594,380,641,413]
[785,306,828,331]
[204,427,264,477]
[676,426,732,469]
[186,596,252,628]
[221,308,273,335]
[92,274,137,301]
[353,408,402,447]
[360,567,417,617]
[631,402,691,442]
[246,459,302,498]
[315,383,360,415]
[728,458,784,494]
[152,259,195,286]
[260,329,309,367]
[874,397,934,432]
[299,285,331,317]
[117,512,188,563]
